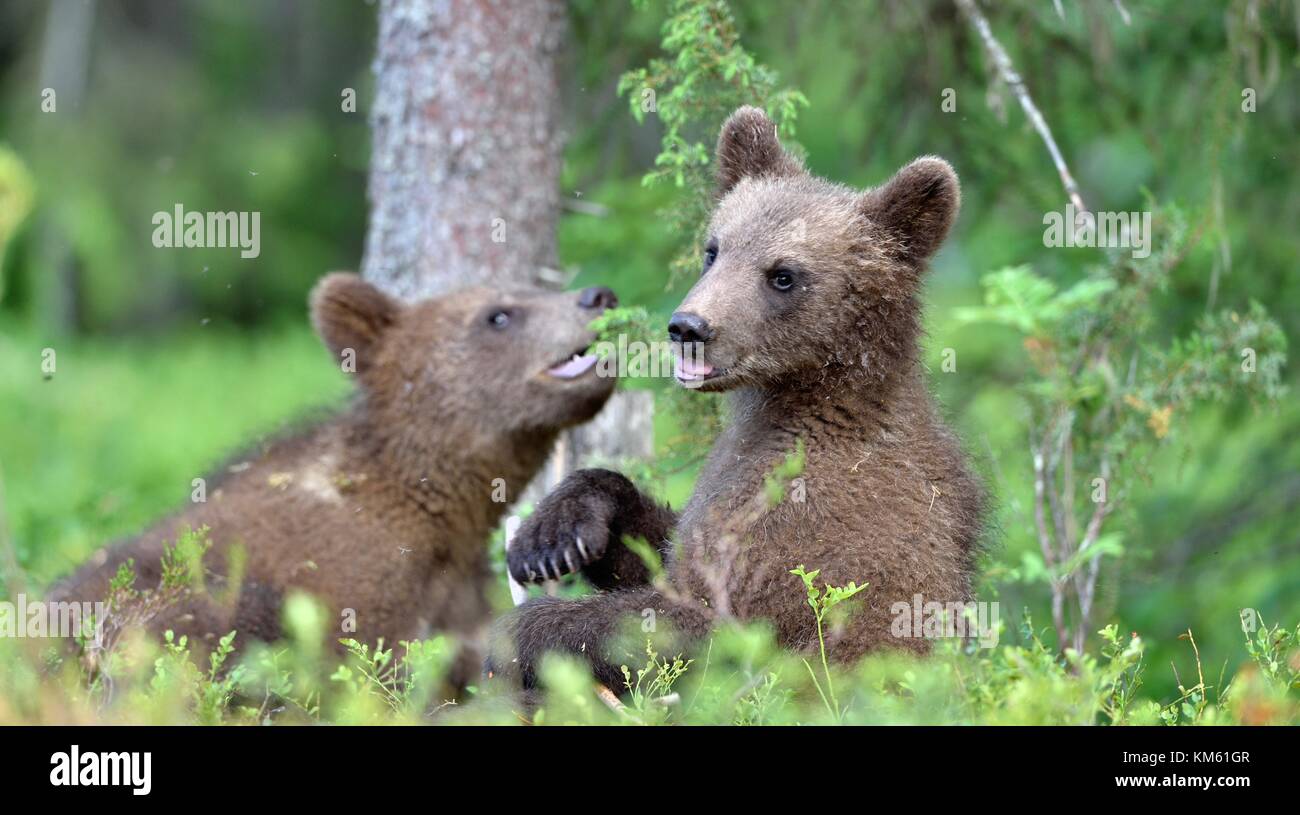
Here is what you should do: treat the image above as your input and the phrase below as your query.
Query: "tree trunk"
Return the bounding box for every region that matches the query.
[362,0,567,297]
[35,0,96,335]
[361,0,653,529]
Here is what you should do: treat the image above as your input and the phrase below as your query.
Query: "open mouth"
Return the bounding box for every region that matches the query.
[674,354,724,386]
[545,345,600,380]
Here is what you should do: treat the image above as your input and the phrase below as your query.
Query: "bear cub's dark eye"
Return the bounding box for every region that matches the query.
[702,242,719,273]
[769,268,796,292]
[488,310,511,329]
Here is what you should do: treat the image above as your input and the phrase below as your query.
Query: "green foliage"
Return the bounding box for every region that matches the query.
[331,637,455,718]
[235,642,322,723]
[763,439,805,507]
[954,265,1117,336]
[0,323,349,588]
[0,2,373,334]
[618,0,808,284]
[955,203,1286,653]
[588,305,655,349]
[0,145,34,277]
[621,535,666,582]
[149,630,244,726]
[1,562,1294,724]
[77,525,212,702]
[159,524,211,594]
[789,565,867,720]
[1240,611,1299,692]
[530,607,1296,725]
[621,641,692,722]
[587,304,662,376]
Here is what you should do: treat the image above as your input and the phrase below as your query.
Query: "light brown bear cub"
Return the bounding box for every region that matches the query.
[51,274,618,669]
[493,107,985,690]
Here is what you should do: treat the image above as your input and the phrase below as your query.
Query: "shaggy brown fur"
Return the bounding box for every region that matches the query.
[492,107,985,690]
[49,274,618,677]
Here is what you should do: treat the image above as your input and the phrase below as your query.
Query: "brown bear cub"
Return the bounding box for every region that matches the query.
[492,107,985,690]
[50,274,619,669]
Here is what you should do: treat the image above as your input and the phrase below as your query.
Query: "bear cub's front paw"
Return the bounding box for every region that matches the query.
[507,469,634,584]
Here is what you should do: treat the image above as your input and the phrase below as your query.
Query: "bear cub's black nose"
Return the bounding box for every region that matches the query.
[668,312,713,345]
[579,286,618,311]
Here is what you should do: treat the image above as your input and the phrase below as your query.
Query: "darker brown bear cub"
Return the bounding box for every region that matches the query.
[492,107,985,690]
[50,274,618,672]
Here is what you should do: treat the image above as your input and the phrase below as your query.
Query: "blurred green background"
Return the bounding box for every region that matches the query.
[0,0,1295,704]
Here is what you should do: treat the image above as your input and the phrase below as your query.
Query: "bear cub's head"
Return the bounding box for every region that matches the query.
[311,274,618,441]
[670,106,960,392]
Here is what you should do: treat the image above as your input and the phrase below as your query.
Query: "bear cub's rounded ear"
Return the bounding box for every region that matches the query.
[861,157,961,264]
[309,272,399,370]
[715,106,803,197]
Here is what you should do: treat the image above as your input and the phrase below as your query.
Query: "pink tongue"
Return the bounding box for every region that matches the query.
[675,355,714,379]
[548,353,598,379]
